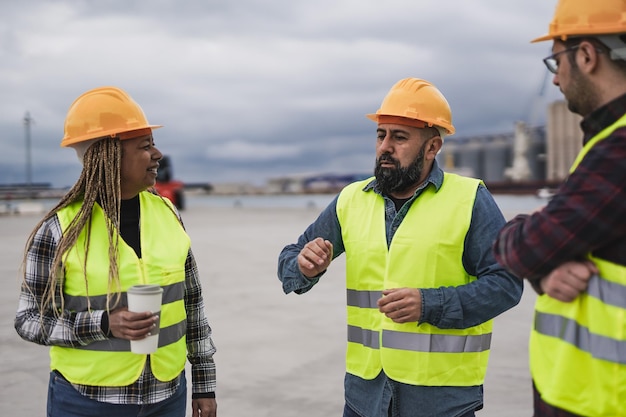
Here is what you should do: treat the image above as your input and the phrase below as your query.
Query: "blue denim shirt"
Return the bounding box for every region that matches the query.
[277,162,523,417]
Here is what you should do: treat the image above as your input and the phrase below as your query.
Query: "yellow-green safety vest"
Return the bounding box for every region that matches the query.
[50,191,190,386]
[530,113,626,416]
[336,173,492,386]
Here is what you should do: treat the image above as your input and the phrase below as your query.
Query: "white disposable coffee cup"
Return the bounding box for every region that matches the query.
[127,284,163,354]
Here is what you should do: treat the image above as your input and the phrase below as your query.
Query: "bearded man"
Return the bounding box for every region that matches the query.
[277,77,523,417]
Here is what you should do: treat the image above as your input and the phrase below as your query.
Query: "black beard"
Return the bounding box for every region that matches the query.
[565,61,598,117]
[374,145,426,196]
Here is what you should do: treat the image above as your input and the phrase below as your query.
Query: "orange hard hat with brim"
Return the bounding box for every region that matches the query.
[366,78,455,135]
[532,0,626,43]
[61,86,162,147]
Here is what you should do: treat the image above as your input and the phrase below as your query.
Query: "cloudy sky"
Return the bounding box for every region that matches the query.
[0,0,564,188]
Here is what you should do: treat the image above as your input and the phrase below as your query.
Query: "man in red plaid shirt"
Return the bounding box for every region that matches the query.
[494,1,626,415]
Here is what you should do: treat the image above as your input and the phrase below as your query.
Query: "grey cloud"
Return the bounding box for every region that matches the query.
[0,0,562,188]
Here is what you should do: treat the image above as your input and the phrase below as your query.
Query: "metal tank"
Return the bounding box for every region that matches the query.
[527,128,547,181]
[437,142,458,172]
[455,142,483,179]
[482,140,512,182]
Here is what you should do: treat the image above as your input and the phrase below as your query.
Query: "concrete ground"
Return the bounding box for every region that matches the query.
[0,206,535,416]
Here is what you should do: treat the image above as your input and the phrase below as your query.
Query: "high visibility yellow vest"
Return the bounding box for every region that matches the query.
[530,113,626,416]
[337,173,492,386]
[50,191,190,386]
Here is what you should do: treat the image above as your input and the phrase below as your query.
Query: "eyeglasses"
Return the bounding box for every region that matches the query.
[542,45,581,74]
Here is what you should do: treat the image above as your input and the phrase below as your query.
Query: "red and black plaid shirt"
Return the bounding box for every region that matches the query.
[494,93,626,282]
[494,94,626,416]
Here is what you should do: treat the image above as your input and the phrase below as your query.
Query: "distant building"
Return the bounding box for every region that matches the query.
[438,99,581,185]
[545,100,583,181]
[267,173,370,194]
[210,182,265,195]
[257,100,583,195]
[437,125,545,183]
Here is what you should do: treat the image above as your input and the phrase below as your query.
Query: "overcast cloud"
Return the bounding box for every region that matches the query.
[0,0,564,188]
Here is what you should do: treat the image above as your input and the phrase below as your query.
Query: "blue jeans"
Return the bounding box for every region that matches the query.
[343,403,476,417]
[46,371,187,417]
[344,371,481,417]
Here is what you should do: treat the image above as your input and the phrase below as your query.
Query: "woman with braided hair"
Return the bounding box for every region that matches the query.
[14,86,217,417]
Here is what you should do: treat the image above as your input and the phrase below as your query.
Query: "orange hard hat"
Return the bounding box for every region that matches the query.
[61,86,162,147]
[366,78,455,135]
[533,0,626,42]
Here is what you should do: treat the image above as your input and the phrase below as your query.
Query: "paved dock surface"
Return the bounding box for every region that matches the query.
[0,206,535,416]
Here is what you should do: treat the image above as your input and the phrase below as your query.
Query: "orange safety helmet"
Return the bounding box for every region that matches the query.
[61,86,162,147]
[533,0,626,42]
[366,78,455,135]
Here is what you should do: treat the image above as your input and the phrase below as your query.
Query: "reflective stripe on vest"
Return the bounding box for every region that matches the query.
[348,289,492,353]
[338,174,492,386]
[535,311,626,364]
[382,329,491,353]
[586,273,626,309]
[65,281,186,352]
[530,113,626,416]
[50,192,190,386]
[74,321,186,352]
[348,325,380,349]
[347,289,382,309]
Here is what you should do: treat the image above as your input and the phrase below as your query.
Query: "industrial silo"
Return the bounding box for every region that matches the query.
[438,142,458,171]
[456,142,483,179]
[527,127,547,181]
[482,139,512,182]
